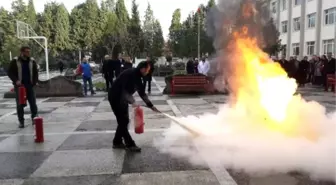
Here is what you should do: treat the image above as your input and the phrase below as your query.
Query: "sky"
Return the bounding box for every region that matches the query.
[0,0,211,39]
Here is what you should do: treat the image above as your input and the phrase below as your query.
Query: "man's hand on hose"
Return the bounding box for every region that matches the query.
[150,106,160,113]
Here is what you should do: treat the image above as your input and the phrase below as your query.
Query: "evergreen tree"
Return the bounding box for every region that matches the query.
[151,20,164,57]
[70,3,86,50]
[26,0,37,28]
[168,9,182,56]
[125,0,142,59]
[52,3,71,55]
[143,3,155,56]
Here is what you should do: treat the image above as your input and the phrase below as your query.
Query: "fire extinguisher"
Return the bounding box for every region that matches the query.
[18,86,27,106]
[34,117,44,143]
[134,106,144,134]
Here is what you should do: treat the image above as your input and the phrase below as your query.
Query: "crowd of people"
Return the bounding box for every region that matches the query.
[273,52,336,91]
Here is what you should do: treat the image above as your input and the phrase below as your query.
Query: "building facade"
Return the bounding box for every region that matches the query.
[267,0,336,59]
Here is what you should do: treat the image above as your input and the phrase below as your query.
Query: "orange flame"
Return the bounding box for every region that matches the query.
[225,27,319,139]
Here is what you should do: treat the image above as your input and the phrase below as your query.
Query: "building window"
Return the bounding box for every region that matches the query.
[324,8,336,25]
[271,1,277,14]
[292,43,300,56]
[294,0,301,6]
[323,40,334,55]
[281,21,288,33]
[282,0,287,11]
[293,17,300,31]
[281,45,287,56]
[307,13,316,28]
[307,41,315,55]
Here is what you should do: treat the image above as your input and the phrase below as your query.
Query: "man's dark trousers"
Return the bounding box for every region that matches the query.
[104,74,110,90]
[15,84,38,123]
[143,76,152,92]
[110,100,135,147]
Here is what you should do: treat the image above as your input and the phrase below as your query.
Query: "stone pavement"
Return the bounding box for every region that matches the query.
[0,77,334,185]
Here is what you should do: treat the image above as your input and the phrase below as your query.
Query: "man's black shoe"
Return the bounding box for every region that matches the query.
[18,122,24,128]
[113,143,126,149]
[125,145,141,152]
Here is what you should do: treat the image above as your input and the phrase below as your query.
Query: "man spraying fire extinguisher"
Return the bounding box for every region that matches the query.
[108,61,159,152]
[7,46,39,128]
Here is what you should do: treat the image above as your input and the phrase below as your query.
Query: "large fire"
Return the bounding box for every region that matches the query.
[227,27,317,140]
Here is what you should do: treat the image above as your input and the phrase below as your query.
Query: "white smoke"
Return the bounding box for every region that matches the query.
[154,97,336,181]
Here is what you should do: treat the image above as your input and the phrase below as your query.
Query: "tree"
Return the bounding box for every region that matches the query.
[52,4,71,56]
[26,0,37,28]
[69,3,86,50]
[143,3,155,56]
[168,9,182,57]
[125,0,142,59]
[151,20,164,57]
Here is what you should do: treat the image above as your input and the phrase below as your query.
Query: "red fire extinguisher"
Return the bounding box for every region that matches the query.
[134,106,144,134]
[18,86,27,106]
[34,117,44,143]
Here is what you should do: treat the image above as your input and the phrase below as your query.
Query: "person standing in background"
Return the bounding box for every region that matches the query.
[7,46,39,128]
[297,56,309,87]
[81,58,95,96]
[113,53,124,78]
[58,61,64,74]
[102,55,112,91]
[143,56,155,94]
[198,57,210,76]
[186,59,194,74]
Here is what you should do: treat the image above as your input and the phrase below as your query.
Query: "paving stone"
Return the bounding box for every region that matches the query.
[88,112,116,121]
[65,102,100,107]
[52,106,95,114]
[17,121,81,134]
[57,133,113,150]
[0,152,51,179]
[0,136,7,143]
[43,112,90,122]
[22,175,119,185]
[31,149,125,177]
[122,147,207,173]
[119,170,220,185]
[76,120,118,131]
[249,174,298,185]
[70,97,105,103]
[44,97,75,102]
[172,98,208,105]
[0,179,24,185]
[13,108,56,115]
[0,134,70,152]
[137,100,167,105]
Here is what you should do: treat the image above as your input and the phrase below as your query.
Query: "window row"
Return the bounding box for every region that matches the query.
[281,40,335,56]
[273,0,330,12]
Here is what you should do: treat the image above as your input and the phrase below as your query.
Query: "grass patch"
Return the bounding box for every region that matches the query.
[94,82,106,91]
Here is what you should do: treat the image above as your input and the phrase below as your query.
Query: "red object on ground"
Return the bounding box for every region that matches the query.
[34,117,44,143]
[10,88,14,92]
[134,106,144,134]
[18,86,26,105]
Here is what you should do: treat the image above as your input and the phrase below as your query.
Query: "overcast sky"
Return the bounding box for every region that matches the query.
[0,0,211,39]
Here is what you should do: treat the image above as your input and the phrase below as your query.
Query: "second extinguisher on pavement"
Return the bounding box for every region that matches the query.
[34,117,44,143]
[18,86,27,106]
[134,106,144,134]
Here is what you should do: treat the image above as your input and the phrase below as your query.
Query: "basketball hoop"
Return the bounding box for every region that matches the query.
[16,20,50,79]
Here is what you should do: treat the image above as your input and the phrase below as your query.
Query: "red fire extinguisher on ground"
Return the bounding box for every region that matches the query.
[134,106,144,134]
[34,117,44,143]
[18,86,26,106]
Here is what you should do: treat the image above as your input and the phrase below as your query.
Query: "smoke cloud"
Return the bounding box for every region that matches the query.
[154,0,336,182]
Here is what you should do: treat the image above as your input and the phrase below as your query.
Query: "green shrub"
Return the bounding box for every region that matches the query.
[94,82,105,91]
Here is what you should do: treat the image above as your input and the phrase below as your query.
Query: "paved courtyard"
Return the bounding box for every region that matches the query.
[0,77,334,185]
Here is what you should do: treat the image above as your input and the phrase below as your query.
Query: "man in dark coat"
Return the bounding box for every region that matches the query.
[186,59,194,74]
[102,55,112,91]
[58,61,64,74]
[324,52,336,91]
[143,57,155,94]
[7,46,39,128]
[108,61,159,152]
[113,53,124,78]
[297,56,310,87]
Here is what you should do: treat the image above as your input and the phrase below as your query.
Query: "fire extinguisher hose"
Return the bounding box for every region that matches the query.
[140,105,200,137]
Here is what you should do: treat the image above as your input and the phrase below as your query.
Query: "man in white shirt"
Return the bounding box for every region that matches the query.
[198,57,210,76]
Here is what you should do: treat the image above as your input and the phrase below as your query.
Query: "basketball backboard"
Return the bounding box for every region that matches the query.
[16,20,50,79]
[16,20,45,49]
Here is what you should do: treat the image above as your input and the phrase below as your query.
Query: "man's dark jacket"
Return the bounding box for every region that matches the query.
[108,67,153,108]
[7,56,39,86]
